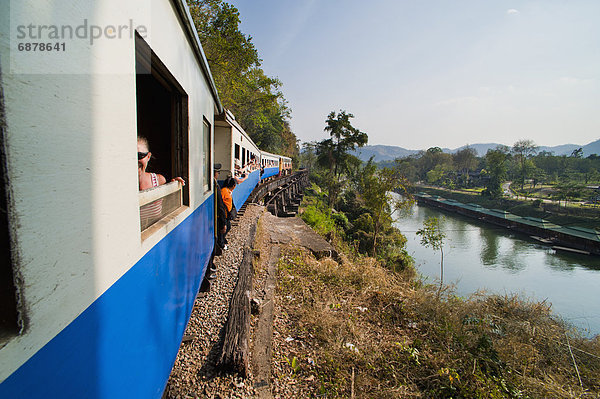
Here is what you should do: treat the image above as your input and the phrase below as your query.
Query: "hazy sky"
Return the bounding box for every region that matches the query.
[229,0,600,150]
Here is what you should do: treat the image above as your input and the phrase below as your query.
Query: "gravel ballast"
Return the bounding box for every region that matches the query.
[164,204,264,399]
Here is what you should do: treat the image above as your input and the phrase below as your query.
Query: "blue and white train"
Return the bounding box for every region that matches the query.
[0,1,291,397]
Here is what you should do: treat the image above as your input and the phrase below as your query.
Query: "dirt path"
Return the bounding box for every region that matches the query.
[164,208,337,398]
[251,246,279,399]
[164,205,264,399]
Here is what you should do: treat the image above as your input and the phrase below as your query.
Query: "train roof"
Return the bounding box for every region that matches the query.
[215,109,260,151]
[260,150,280,158]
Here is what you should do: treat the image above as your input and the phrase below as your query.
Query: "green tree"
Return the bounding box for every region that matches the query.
[357,160,412,257]
[530,166,546,188]
[188,0,259,107]
[316,110,368,207]
[395,158,419,182]
[426,163,454,186]
[484,148,509,198]
[588,168,599,184]
[298,141,317,170]
[453,147,478,187]
[571,147,584,158]
[187,0,297,156]
[512,139,538,189]
[416,147,453,182]
[522,158,536,190]
[417,217,446,295]
[554,180,583,209]
[532,151,558,185]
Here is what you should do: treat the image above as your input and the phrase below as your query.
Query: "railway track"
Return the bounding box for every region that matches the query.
[231,170,309,226]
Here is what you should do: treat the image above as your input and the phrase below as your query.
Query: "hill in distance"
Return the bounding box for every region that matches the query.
[351,139,600,163]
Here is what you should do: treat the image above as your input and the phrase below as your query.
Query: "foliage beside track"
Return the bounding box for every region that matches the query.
[298,111,414,272]
[187,0,298,158]
[272,243,600,398]
[300,182,412,272]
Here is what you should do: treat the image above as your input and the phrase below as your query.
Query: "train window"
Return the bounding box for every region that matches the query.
[0,79,20,341]
[241,147,246,166]
[135,33,189,234]
[203,118,211,193]
[234,144,240,161]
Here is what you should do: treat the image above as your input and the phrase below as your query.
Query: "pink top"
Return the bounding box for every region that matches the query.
[140,173,163,224]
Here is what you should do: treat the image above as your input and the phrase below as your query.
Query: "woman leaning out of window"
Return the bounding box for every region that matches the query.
[137,136,185,190]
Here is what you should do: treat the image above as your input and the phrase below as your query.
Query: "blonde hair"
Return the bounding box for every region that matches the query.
[137,136,149,152]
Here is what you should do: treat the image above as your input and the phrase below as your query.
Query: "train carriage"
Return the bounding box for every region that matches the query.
[260,150,281,180]
[280,155,293,176]
[214,110,261,210]
[0,0,222,397]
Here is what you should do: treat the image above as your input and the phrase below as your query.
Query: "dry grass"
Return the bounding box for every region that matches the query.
[272,247,600,398]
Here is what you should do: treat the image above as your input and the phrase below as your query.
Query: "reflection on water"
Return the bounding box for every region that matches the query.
[394,203,600,337]
[480,229,500,266]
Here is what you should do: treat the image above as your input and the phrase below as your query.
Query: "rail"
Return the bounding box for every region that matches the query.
[248,170,308,204]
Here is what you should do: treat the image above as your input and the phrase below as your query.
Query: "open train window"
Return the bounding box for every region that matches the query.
[135,33,189,233]
[203,118,211,193]
[0,76,20,341]
[241,147,246,166]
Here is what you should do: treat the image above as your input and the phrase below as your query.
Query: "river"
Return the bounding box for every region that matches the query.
[393,202,600,337]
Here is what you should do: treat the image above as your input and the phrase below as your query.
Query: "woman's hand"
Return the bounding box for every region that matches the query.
[171,177,185,186]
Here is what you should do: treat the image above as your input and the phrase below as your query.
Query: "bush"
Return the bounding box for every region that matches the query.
[301,204,337,236]
[272,245,600,398]
[331,212,350,230]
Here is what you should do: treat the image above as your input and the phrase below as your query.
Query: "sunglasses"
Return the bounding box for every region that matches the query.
[138,152,149,160]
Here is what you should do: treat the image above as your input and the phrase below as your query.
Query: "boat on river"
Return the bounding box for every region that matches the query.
[415,193,600,255]
[552,246,591,255]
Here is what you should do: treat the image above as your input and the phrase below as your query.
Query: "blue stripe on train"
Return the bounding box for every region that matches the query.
[231,169,259,210]
[261,167,279,180]
[0,196,215,399]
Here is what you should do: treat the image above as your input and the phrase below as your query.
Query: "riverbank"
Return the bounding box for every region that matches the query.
[414,193,600,255]
[396,200,600,336]
[272,229,600,397]
[280,191,600,397]
[415,185,600,230]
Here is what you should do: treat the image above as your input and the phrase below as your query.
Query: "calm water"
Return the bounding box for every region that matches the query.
[393,203,600,337]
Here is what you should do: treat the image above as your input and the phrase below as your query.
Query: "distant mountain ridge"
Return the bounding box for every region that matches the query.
[351,139,600,162]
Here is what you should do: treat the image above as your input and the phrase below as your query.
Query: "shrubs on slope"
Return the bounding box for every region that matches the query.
[272,246,600,398]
